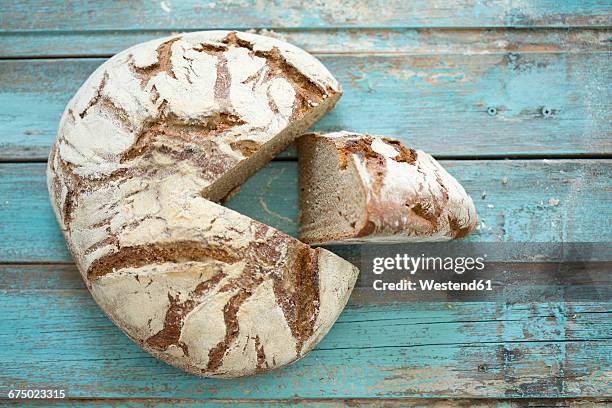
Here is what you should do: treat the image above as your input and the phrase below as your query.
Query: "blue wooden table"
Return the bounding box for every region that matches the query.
[0,1,611,406]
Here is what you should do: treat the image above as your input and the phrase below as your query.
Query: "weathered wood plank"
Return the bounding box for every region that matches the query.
[2,398,610,407]
[1,28,610,58]
[0,2,610,403]
[0,160,610,263]
[3,262,609,301]
[0,400,611,408]
[0,275,609,398]
[0,52,610,160]
[1,1,610,31]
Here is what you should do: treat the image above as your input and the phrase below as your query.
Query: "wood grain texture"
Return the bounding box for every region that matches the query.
[2,398,611,407]
[0,1,610,403]
[2,261,610,317]
[1,1,610,31]
[0,159,610,263]
[1,51,610,161]
[0,263,609,398]
[1,28,610,58]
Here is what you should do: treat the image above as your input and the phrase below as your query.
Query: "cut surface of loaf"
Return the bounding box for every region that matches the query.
[47,31,358,378]
[298,132,478,244]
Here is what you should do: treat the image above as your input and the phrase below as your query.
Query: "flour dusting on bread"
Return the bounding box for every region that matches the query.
[47,31,357,378]
[298,131,477,244]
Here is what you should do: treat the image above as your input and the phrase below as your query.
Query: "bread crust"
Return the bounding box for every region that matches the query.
[47,31,357,377]
[298,132,478,244]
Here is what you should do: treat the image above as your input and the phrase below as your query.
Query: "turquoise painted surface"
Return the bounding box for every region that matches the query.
[0,1,611,404]
[1,1,610,30]
[0,52,610,160]
[0,266,610,398]
[1,28,610,58]
[1,160,610,263]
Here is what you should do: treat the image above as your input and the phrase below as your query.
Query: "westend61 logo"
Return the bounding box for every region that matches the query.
[362,243,609,301]
[371,253,492,292]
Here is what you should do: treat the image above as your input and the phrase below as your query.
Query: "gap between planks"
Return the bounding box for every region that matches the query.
[1,152,611,164]
[1,397,610,406]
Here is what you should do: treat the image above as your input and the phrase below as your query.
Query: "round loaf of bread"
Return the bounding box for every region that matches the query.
[47,31,358,377]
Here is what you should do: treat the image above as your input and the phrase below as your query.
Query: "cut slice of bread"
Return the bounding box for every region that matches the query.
[298,132,478,244]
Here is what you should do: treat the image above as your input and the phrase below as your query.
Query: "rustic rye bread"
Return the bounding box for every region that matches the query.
[298,132,478,244]
[47,31,358,378]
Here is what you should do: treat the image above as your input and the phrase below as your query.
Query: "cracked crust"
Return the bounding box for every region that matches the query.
[47,31,357,378]
[298,132,478,244]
